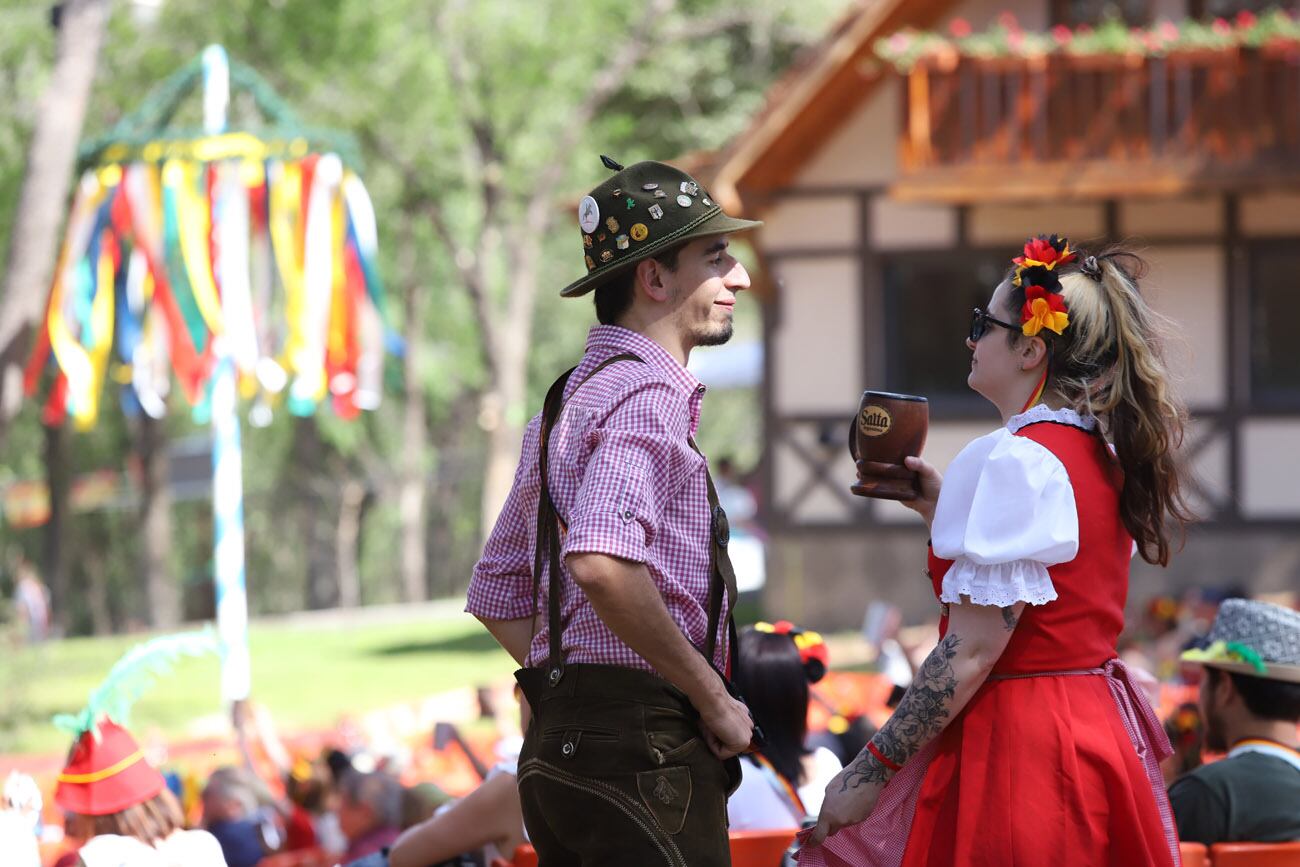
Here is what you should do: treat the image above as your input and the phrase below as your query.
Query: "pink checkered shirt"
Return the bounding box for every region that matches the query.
[466,325,727,674]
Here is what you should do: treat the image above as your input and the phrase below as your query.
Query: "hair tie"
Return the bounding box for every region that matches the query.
[1081,255,1103,283]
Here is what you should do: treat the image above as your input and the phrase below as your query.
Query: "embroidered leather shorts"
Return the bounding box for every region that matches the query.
[515,664,740,867]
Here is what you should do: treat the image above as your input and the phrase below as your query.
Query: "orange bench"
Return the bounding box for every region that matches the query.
[493,830,798,867]
[1210,841,1300,866]
[1180,842,1209,867]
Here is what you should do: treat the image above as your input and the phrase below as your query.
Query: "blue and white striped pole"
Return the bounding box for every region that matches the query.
[203,44,251,705]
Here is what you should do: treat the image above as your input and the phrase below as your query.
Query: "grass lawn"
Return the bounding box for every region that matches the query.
[0,606,518,756]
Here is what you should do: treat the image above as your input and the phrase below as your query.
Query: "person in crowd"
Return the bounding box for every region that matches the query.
[48,631,224,867]
[466,156,762,864]
[388,689,529,867]
[12,555,51,643]
[728,623,842,829]
[1171,598,1300,844]
[804,237,1193,866]
[282,755,328,852]
[1161,702,1205,786]
[337,770,404,862]
[55,719,227,866]
[202,766,270,867]
[0,771,42,867]
[387,767,526,867]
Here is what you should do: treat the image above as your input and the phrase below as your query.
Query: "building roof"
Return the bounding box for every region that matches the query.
[709,0,954,214]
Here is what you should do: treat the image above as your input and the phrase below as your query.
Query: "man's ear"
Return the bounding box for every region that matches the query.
[637,257,673,304]
[1218,670,1242,709]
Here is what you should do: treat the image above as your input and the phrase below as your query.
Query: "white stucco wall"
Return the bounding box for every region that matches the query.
[871,197,958,249]
[760,196,859,252]
[1141,245,1227,408]
[798,79,900,188]
[1241,419,1300,517]
[1121,197,1223,238]
[969,202,1106,245]
[1241,192,1300,236]
[770,257,861,414]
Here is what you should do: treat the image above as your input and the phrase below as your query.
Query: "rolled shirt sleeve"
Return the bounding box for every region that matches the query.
[562,381,702,563]
[466,417,543,622]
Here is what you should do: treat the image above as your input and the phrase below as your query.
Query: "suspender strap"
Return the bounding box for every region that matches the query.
[536,353,643,685]
[532,352,739,686]
[689,436,739,669]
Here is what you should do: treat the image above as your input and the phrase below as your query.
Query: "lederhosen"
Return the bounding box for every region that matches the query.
[515,354,748,867]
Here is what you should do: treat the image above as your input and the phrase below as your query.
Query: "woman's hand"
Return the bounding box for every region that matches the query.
[805,766,887,847]
[899,455,942,528]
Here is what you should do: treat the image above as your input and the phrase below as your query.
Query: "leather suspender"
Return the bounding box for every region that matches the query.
[533,353,738,686]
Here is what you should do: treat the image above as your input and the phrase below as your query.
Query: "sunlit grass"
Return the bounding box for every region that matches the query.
[0,608,517,755]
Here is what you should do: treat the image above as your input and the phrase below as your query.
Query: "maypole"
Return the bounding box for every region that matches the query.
[24,45,393,727]
[202,45,250,712]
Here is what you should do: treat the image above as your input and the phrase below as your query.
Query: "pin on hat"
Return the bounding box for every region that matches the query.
[560,155,761,298]
[1181,598,1300,683]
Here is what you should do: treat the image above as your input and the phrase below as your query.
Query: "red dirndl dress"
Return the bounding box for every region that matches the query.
[800,409,1180,867]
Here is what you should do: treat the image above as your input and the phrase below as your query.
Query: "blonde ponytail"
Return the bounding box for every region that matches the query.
[1053,252,1195,565]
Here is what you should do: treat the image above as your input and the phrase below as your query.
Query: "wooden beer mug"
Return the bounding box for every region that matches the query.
[848,391,929,500]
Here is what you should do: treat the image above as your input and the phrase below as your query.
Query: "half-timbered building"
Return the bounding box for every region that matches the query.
[709,0,1300,627]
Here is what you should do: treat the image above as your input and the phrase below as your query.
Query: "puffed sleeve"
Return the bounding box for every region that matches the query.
[930,429,1077,607]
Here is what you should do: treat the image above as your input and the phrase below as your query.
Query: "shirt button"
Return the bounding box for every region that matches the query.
[623,510,634,520]
[695,385,706,394]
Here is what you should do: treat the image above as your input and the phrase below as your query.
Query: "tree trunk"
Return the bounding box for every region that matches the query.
[42,423,69,635]
[0,0,110,438]
[84,549,112,636]
[335,477,364,608]
[137,415,180,627]
[477,269,538,540]
[398,267,429,603]
[292,419,338,610]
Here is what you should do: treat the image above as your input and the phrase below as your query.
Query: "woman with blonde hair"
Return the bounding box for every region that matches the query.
[802,236,1193,866]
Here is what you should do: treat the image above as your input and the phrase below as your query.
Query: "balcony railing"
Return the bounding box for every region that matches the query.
[894,46,1300,200]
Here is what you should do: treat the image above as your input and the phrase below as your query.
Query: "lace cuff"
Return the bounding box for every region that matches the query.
[939,557,1059,607]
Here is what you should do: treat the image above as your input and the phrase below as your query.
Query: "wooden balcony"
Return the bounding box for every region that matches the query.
[893,46,1300,201]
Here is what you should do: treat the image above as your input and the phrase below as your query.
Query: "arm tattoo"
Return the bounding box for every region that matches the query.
[841,633,962,791]
[1000,606,1019,632]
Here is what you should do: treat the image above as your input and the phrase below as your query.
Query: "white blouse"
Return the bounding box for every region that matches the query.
[931,406,1097,608]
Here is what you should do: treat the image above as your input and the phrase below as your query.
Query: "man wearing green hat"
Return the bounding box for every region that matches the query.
[1171,598,1300,845]
[467,156,763,865]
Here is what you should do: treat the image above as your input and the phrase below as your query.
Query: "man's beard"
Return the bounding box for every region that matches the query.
[694,319,734,347]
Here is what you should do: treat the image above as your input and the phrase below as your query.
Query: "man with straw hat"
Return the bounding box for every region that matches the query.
[467,156,762,865]
[1172,598,1300,844]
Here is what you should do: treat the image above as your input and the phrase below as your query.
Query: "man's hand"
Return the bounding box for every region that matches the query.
[806,766,887,847]
[697,688,754,760]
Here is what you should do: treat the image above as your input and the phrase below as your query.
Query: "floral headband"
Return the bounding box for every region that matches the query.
[755,620,829,683]
[1011,234,1076,338]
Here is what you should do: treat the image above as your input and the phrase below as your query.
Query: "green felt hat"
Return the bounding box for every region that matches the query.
[559,156,762,298]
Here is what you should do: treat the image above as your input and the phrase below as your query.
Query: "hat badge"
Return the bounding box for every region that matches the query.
[578,196,600,234]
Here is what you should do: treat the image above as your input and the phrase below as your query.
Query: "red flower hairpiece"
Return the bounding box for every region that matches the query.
[1012,234,1074,336]
[754,620,829,683]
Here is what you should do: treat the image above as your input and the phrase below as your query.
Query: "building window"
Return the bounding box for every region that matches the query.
[881,250,1010,411]
[1050,0,1151,26]
[1249,242,1300,406]
[1189,0,1299,20]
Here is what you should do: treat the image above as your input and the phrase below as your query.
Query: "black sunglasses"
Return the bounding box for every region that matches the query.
[969,307,1019,342]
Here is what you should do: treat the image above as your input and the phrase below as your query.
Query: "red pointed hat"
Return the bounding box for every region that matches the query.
[55,719,165,816]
